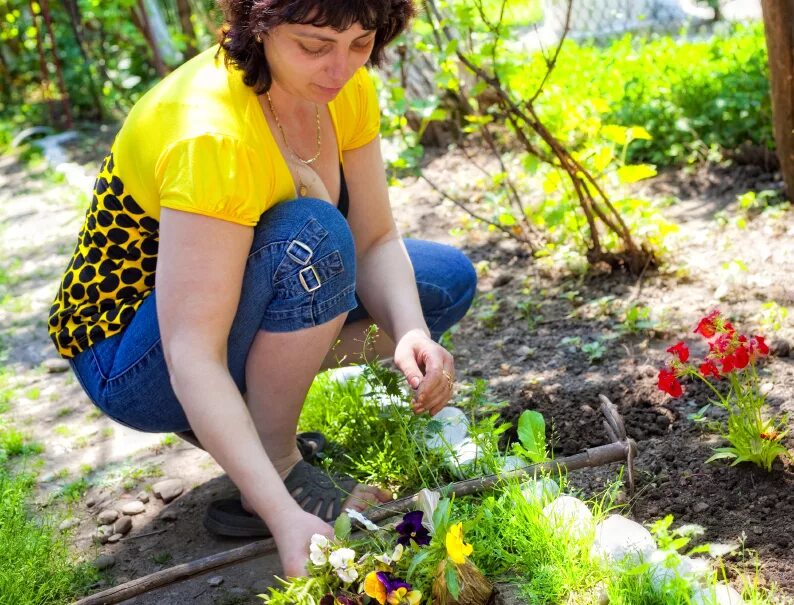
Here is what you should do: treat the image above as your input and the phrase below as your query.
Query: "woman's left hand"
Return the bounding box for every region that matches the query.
[393,328,455,416]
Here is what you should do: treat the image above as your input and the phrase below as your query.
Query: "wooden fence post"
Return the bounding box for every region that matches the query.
[761,1,794,198]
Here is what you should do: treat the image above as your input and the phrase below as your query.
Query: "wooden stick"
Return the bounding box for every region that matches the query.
[72,440,633,605]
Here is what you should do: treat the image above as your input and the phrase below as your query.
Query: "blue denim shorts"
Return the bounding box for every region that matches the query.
[69,197,477,433]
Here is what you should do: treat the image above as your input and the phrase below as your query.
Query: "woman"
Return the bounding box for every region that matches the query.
[48,0,476,577]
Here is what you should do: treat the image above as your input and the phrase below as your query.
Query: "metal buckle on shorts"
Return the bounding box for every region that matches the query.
[287,240,313,265]
[299,265,321,292]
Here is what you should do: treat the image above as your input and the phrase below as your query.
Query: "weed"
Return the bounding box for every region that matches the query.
[100,427,115,440]
[472,293,502,330]
[59,478,90,503]
[53,424,73,438]
[152,552,173,565]
[582,340,607,364]
[23,386,40,400]
[56,406,74,418]
[619,303,655,334]
[756,302,788,333]
[0,428,44,458]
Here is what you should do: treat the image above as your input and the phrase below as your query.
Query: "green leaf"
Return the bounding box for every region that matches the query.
[433,498,451,534]
[445,561,461,600]
[406,549,432,578]
[498,213,516,226]
[517,410,546,463]
[617,164,657,184]
[334,512,351,540]
[705,450,737,464]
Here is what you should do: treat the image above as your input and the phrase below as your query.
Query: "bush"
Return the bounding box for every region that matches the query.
[533,23,772,166]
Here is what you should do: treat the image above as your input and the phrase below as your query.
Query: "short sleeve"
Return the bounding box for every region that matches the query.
[155,134,272,226]
[340,68,381,151]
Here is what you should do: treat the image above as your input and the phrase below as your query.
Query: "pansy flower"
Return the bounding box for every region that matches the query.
[374,544,404,569]
[309,534,331,566]
[364,571,421,605]
[395,511,431,547]
[445,522,473,564]
[328,547,358,584]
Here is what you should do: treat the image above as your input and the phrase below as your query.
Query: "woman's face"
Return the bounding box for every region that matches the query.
[263,22,376,103]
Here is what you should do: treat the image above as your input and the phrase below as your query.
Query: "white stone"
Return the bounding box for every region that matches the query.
[424,407,470,449]
[647,549,710,590]
[520,478,560,506]
[497,455,527,475]
[542,496,594,540]
[691,584,746,605]
[445,439,483,479]
[591,515,656,567]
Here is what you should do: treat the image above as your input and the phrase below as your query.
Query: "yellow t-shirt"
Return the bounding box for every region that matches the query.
[49,46,381,358]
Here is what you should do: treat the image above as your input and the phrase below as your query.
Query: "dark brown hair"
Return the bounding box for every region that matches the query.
[217,0,415,94]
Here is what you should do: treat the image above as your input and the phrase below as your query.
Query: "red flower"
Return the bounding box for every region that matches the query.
[694,310,721,338]
[710,332,733,355]
[699,360,720,379]
[657,368,683,397]
[721,355,735,374]
[732,345,750,370]
[666,341,690,363]
[750,335,769,357]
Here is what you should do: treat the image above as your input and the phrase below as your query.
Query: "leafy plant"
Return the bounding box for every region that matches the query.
[513,410,548,463]
[658,311,790,471]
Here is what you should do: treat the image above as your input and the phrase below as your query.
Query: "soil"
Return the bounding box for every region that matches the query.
[1,132,793,604]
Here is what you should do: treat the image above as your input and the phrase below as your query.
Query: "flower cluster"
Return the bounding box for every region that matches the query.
[657,310,769,398]
[656,310,788,472]
[309,511,430,605]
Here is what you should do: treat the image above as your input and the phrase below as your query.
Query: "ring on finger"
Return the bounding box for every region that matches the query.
[442,369,454,390]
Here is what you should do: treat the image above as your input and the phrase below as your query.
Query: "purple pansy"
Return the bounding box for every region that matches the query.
[395,511,431,547]
[377,572,412,594]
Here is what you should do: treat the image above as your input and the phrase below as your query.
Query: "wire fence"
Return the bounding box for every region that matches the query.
[540,0,761,40]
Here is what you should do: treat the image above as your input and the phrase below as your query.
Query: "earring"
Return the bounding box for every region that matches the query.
[255,34,262,43]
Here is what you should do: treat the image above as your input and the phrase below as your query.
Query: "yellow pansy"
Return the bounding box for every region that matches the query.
[386,587,422,605]
[445,522,473,564]
[364,571,387,605]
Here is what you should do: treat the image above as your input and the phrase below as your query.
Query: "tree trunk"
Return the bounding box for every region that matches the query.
[131,0,169,76]
[761,0,794,199]
[28,0,56,125]
[63,0,105,120]
[176,0,198,58]
[39,0,74,128]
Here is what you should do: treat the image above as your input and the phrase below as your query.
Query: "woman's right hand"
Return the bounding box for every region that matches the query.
[271,508,335,578]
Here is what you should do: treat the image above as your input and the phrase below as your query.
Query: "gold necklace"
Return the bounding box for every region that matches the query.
[265,91,322,166]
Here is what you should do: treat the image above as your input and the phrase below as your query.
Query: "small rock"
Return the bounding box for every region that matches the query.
[136,491,150,504]
[85,496,97,508]
[94,554,115,571]
[59,518,79,532]
[107,533,123,544]
[752,525,763,535]
[769,338,790,358]
[591,515,656,566]
[152,479,184,504]
[543,496,594,540]
[693,502,709,514]
[691,583,745,605]
[121,501,145,515]
[521,478,560,506]
[97,509,119,525]
[160,509,178,522]
[43,358,70,373]
[207,576,224,587]
[96,524,114,544]
[655,415,670,429]
[493,273,513,287]
[424,407,469,450]
[114,515,133,536]
[516,345,535,359]
[251,579,271,595]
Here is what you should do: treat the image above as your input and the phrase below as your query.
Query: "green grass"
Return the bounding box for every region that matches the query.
[0,422,97,602]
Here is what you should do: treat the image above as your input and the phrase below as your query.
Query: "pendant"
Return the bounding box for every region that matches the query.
[299,184,308,196]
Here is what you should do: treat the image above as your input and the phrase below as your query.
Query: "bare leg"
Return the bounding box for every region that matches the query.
[321,318,396,370]
[243,315,389,512]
